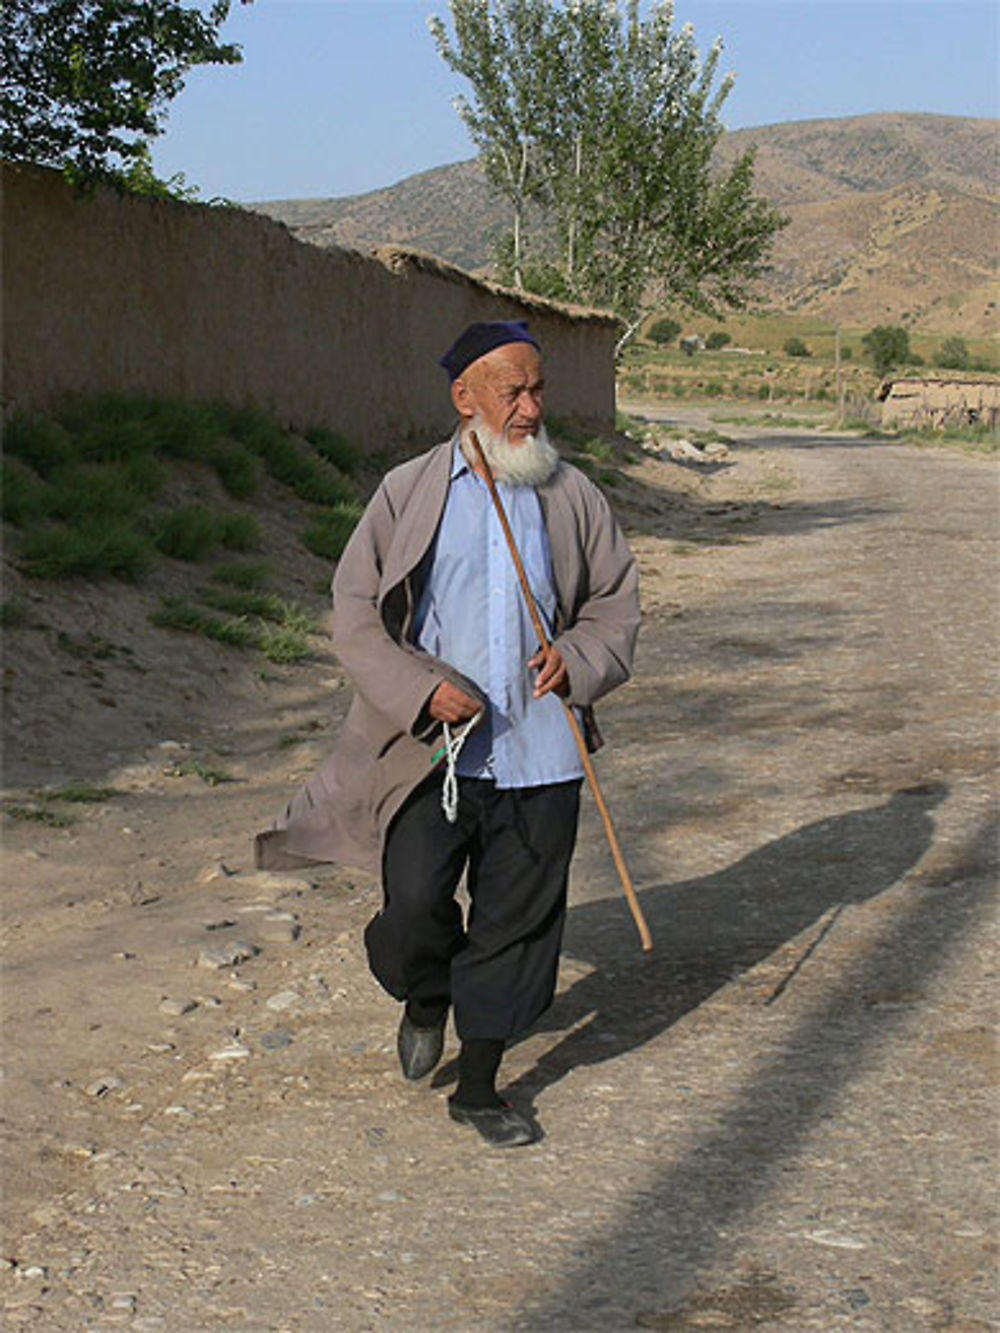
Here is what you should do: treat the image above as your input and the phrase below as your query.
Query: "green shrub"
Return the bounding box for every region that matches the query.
[37,784,119,803]
[154,506,219,561]
[783,337,811,358]
[210,443,258,499]
[199,587,285,620]
[581,437,616,462]
[147,399,223,461]
[19,521,151,580]
[75,416,154,464]
[862,325,909,374]
[47,463,148,522]
[219,512,260,551]
[305,427,361,476]
[647,317,681,345]
[3,413,76,475]
[2,458,51,525]
[151,595,256,648]
[705,331,731,350]
[303,502,363,560]
[257,621,311,664]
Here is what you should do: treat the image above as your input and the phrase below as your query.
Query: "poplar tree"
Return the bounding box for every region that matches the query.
[429,0,785,354]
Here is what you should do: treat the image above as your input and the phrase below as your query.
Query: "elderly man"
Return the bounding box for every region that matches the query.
[257,320,639,1147]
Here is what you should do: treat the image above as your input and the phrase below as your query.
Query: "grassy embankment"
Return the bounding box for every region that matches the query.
[1,396,367,659]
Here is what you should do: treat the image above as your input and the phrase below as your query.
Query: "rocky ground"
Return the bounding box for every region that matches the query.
[1,410,997,1331]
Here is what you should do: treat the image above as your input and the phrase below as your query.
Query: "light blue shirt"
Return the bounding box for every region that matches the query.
[414,440,584,788]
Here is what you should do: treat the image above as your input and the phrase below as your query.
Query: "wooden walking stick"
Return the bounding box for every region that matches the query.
[469,431,653,953]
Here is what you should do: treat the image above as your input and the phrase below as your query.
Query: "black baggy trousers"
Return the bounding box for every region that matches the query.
[364,774,582,1042]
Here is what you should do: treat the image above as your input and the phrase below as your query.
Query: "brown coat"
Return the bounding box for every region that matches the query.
[255,436,639,873]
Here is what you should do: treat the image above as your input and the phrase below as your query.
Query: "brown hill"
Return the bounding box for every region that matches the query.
[255,113,1000,337]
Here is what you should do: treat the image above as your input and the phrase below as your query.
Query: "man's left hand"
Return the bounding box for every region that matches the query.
[529,645,569,699]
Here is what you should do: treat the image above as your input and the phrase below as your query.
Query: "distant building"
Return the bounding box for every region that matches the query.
[878,376,1000,430]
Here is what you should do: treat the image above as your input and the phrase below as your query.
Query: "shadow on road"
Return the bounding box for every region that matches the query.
[495,783,948,1100]
[503,800,998,1330]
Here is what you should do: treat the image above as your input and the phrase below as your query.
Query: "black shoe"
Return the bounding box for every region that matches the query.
[448,1098,537,1148]
[397,1012,447,1081]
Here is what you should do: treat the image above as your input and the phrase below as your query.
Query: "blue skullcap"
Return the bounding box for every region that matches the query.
[439,320,540,382]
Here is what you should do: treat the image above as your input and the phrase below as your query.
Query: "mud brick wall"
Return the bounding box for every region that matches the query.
[2,164,619,450]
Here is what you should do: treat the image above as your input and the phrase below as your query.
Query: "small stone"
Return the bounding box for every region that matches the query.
[197,862,237,885]
[15,1265,48,1281]
[259,915,301,944]
[265,989,300,1012]
[801,1229,867,1250]
[159,997,197,1017]
[197,995,223,1008]
[84,1075,123,1098]
[163,1105,193,1118]
[198,941,258,969]
[228,976,256,993]
[208,1039,251,1062]
[259,1028,293,1051]
[147,1042,176,1054]
[109,1294,137,1312]
[157,741,185,752]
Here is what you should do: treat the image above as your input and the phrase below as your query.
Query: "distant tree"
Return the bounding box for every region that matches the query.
[862,325,910,376]
[0,0,243,190]
[430,0,785,354]
[936,336,970,370]
[428,0,561,288]
[647,316,681,345]
[706,330,731,350]
[783,336,811,357]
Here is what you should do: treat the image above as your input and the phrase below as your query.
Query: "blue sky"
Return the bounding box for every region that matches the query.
[152,0,1000,203]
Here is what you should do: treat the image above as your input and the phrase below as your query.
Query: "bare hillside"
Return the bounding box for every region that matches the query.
[254,113,1000,337]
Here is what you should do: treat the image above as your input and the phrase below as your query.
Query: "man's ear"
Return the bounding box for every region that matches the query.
[451,376,474,418]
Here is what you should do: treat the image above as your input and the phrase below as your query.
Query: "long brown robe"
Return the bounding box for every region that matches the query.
[255,435,640,873]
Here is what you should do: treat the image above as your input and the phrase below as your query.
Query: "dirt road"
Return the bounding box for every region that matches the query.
[2,418,997,1331]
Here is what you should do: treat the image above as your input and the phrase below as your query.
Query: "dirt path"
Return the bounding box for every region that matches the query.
[2,421,997,1331]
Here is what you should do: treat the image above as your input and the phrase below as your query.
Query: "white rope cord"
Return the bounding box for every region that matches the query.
[439,713,482,824]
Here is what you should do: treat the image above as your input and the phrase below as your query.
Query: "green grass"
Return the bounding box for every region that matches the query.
[18,521,152,580]
[303,502,363,560]
[154,506,221,561]
[209,442,258,499]
[152,507,260,561]
[256,620,312,665]
[5,397,362,585]
[3,413,76,475]
[218,512,260,551]
[165,759,235,785]
[199,587,286,620]
[151,592,316,664]
[305,427,361,476]
[151,595,257,647]
[4,803,77,827]
[2,458,52,525]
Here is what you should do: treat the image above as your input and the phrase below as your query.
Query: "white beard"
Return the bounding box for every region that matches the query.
[461,416,560,488]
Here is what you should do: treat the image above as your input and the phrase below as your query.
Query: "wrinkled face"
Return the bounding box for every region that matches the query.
[451,342,545,445]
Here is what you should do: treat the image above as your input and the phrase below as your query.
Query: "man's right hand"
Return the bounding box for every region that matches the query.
[428,680,482,724]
